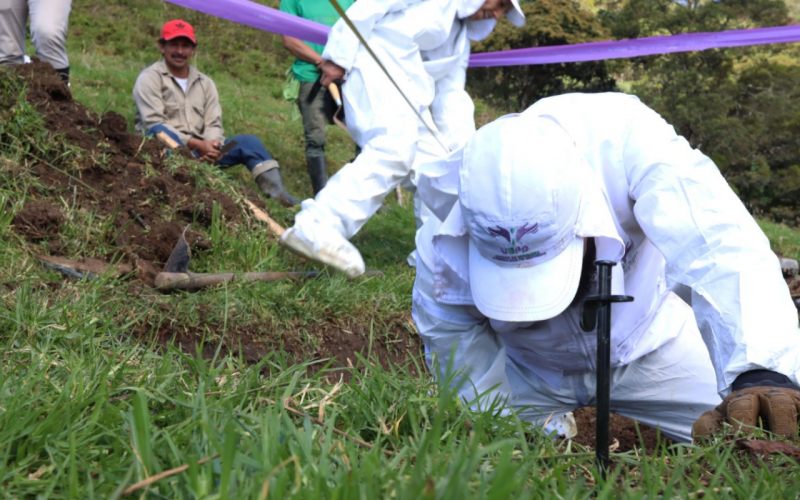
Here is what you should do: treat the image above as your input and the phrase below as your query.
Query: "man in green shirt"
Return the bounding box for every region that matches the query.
[280,0,354,196]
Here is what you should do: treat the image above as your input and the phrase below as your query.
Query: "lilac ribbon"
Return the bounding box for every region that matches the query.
[469,24,800,67]
[164,0,329,45]
[164,0,800,67]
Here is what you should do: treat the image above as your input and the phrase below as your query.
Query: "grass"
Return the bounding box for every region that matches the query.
[2,0,800,498]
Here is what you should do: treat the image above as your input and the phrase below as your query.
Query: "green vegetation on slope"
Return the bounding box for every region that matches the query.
[2,0,800,498]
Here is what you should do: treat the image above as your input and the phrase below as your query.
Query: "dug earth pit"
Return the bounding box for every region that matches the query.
[8,61,264,275]
[570,407,673,453]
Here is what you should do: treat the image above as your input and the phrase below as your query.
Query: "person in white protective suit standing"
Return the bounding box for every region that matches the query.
[279,0,526,277]
[412,92,800,443]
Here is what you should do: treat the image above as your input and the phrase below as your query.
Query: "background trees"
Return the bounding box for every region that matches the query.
[469,0,617,110]
[469,0,800,224]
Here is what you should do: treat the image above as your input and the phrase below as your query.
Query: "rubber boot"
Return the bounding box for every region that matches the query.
[306,155,328,196]
[54,66,70,82]
[253,161,300,207]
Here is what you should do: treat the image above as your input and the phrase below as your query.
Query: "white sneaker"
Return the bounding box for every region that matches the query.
[280,222,365,279]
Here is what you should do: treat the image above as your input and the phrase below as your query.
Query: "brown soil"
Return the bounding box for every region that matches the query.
[2,62,424,378]
[570,407,673,453]
[148,314,421,381]
[13,200,65,240]
[9,61,261,270]
[788,275,800,295]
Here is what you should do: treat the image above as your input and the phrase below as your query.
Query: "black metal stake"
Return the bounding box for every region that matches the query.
[580,260,633,481]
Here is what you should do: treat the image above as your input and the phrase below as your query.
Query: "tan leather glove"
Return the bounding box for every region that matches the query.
[693,386,800,440]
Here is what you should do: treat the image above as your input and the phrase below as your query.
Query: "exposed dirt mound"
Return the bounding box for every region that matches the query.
[571,407,673,453]
[9,61,264,271]
[12,200,65,240]
[151,315,421,381]
[3,62,422,376]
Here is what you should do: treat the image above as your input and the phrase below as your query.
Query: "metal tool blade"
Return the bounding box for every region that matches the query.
[163,225,192,273]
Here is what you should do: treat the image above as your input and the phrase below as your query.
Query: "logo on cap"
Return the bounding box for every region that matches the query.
[175,22,186,28]
[487,222,544,261]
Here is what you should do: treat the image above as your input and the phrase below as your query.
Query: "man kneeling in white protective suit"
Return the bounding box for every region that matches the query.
[280,0,526,277]
[411,92,800,443]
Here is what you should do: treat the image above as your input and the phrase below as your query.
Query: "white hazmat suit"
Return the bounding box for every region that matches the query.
[280,0,524,277]
[412,93,800,442]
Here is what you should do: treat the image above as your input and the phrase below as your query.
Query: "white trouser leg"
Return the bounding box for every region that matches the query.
[28,0,71,70]
[296,32,434,240]
[0,0,27,66]
[298,134,416,238]
[281,35,435,277]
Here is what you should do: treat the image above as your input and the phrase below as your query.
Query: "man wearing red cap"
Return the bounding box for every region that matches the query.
[133,20,299,206]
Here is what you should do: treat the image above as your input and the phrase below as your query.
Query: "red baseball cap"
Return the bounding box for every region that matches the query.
[161,20,196,44]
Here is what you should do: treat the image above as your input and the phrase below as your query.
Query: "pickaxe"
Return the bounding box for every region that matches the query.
[580,260,633,480]
[154,225,382,292]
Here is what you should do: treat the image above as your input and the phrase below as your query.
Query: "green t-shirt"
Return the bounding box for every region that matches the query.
[280,0,354,82]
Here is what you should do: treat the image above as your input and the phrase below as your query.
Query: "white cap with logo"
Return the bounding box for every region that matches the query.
[459,115,587,322]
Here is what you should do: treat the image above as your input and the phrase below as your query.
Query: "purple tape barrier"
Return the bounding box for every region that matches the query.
[164,0,329,46]
[469,23,800,67]
[164,0,800,67]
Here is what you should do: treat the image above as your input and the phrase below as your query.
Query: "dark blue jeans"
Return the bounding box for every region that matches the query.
[147,125,273,172]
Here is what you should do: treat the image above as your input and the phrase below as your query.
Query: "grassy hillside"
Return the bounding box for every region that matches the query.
[2,0,800,498]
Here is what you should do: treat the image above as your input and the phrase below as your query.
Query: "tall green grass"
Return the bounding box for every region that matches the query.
[2,0,800,498]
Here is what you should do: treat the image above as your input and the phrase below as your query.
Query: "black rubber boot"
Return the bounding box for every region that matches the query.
[306,155,328,196]
[54,66,70,83]
[255,168,300,207]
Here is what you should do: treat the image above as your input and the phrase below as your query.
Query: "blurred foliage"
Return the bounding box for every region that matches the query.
[603,0,800,224]
[467,0,617,110]
[471,0,800,225]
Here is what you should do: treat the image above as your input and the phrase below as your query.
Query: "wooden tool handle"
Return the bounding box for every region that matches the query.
[155,271,323,292]
[156,131,181,150]
[155,272,236,291]
[243,199,285,236]
[328,83,342,105]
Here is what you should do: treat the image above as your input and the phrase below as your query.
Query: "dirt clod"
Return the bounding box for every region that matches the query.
[571,406,673,453]
[13,200,65,239]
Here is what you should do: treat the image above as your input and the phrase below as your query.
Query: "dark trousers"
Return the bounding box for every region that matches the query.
[297,81,327,160]
[147,125,273,172]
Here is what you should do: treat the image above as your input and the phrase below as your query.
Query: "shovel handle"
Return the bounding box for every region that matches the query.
[156,131,180,150]
[328,83,342,106]
[243,199,285,236]
[155,269,385,292]
[155,271,318,292]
